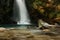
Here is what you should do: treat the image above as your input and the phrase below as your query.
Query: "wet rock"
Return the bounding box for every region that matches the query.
[0,27,6,32]
[0,28,14,40]
[0,29,59,40]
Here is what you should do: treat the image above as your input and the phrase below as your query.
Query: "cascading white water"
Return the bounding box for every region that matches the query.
[13,0,30,25]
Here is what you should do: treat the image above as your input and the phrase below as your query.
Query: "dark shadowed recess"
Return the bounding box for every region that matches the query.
[0,0,17,25]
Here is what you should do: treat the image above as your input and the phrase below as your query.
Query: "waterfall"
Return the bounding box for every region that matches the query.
[13,0,30,25]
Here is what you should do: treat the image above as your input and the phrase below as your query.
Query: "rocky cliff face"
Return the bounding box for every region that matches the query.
[0,0,60,25]
[26,0,60,25]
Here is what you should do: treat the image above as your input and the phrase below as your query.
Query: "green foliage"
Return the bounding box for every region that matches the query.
[32,0,60,19]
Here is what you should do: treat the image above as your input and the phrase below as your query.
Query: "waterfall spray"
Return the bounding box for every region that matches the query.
[13,0,30,25]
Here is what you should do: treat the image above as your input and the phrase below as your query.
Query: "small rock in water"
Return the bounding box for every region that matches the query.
[9,28,16,30]
[43,29,51,32]
[0,27,6,32]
